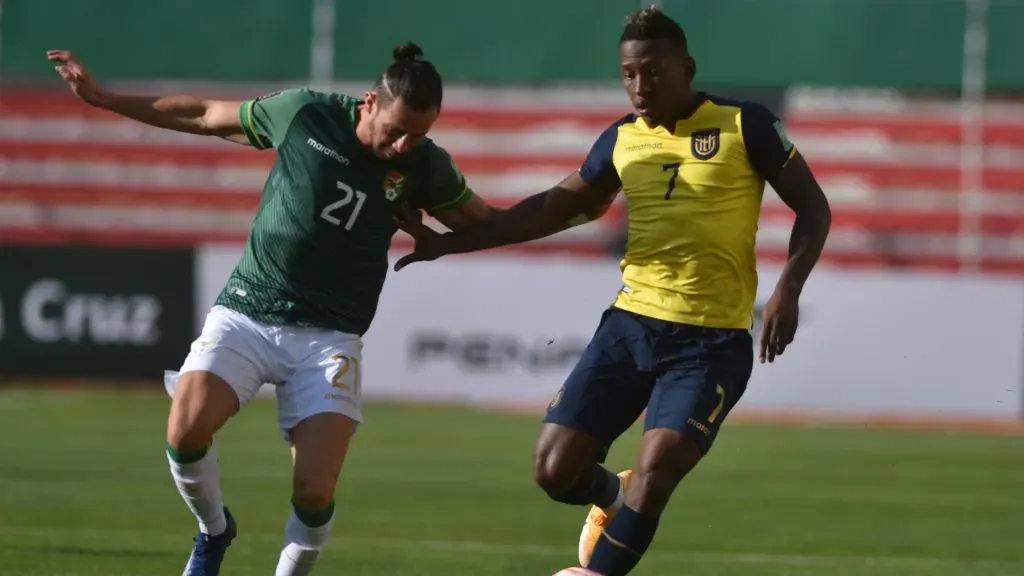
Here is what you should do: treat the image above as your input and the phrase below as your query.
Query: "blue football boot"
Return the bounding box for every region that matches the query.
[182,507,237,576]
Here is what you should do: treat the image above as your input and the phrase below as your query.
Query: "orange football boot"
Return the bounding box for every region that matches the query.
[578,469,632,567]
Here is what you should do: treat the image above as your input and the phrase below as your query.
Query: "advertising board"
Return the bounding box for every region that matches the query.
[0,245,195,379]
[198,246,1024,418]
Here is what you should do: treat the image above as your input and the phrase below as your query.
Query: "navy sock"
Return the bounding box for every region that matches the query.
[587,505,659,576]
[555,464,620,507]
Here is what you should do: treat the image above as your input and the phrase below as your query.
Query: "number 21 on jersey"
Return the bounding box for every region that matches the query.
[320,180,367,230]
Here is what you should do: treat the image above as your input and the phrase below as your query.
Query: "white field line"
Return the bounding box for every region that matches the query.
[0,525,1011,571]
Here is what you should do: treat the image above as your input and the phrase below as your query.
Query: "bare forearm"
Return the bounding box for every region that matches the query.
[777,208,831,295]
[443,192,568,255]
[94,91,229,136]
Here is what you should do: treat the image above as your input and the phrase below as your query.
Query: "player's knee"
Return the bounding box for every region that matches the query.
[293,485,336,512]
[166,400,217,453]
[532,425,594,499]
[166,425,212,454]
[166,372,239,452]
[628,430,703,514]
[532,450,579,497]
[292,474,339,512]
[292,491,335,513]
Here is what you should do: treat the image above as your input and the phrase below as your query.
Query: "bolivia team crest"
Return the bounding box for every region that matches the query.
[690,128,721,161]
[383,171,406,201]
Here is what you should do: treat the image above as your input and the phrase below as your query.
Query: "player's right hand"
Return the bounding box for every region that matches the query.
[392,204,449,271]
[758,287,800,363]
[47,50,107,107]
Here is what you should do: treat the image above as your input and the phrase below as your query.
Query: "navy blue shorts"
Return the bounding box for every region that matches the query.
[544,307,753,459]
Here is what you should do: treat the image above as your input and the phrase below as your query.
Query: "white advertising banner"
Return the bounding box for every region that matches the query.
[197,246,1024,419]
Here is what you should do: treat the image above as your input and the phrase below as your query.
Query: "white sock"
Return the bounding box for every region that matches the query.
[274,508,335,576]
[167,444,227,536]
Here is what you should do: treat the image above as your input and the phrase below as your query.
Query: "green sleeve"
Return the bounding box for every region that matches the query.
[239,88,316,150]
[418,145,473,216]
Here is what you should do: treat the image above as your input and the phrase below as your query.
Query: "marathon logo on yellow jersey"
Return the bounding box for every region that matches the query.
[690,128,721,160]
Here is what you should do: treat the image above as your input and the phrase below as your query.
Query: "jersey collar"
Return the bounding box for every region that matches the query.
[636,92,709,135]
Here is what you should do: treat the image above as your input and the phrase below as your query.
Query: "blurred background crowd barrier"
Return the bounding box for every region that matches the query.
[0,0,1021,422]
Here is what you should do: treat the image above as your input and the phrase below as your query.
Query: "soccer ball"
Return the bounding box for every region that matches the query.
[552,569,603,576]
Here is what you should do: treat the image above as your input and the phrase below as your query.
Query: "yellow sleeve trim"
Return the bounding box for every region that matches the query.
[425,185,473,215]
[781,146,798,169]
[566,213,591,228]
[238,100,269,150]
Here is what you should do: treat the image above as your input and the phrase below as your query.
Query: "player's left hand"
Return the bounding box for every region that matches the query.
[758,287,800,363]
[392,204,449,271]
[47,50,107,107]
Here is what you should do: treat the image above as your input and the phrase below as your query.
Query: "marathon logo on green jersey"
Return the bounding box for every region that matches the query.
[307,137,350,165]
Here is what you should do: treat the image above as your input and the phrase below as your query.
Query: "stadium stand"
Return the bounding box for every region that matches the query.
[1,88,1022,272]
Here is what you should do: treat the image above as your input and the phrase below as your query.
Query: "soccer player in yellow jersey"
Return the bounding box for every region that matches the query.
[395,7,831,575]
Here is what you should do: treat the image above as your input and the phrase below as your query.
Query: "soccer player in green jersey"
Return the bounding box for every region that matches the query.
[47,43,524,576]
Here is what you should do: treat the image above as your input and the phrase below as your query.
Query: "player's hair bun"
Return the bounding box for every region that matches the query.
[392,42,424,63]
[377,41,441,111]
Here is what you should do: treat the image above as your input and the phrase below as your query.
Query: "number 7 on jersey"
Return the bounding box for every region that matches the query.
[662,162,681,200]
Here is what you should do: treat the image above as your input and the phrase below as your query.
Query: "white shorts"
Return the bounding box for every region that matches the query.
[163,305,363,440]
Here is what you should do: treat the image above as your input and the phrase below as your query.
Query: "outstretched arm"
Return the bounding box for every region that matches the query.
[442,171,616,254]
[393,171,617,270]
[393,117,625,269]
[49,50,248,144]
[402,143,616,235]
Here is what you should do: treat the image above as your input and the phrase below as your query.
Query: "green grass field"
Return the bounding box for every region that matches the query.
[1,388,1022,576]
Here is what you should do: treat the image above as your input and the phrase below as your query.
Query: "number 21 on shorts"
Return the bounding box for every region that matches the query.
[321,180,367,230]
[329,354,362,397]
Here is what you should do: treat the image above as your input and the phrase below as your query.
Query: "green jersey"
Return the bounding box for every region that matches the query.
[215,88,471,335]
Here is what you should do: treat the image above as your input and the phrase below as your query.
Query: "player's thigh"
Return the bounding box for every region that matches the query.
[626,329,752,513]
[542,308,655,464]
[644,326,754,454]
[166,306,275,448]
[289,412,359,509]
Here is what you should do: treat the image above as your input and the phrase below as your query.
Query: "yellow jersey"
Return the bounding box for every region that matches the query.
[579,93,797,330]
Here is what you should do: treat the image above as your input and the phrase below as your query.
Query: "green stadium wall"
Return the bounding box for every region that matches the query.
[3,0,1023,89]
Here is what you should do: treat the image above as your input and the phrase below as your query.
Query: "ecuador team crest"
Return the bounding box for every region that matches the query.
[690,128,721,161]
[383,171,406,201]
[548,385,565,409]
